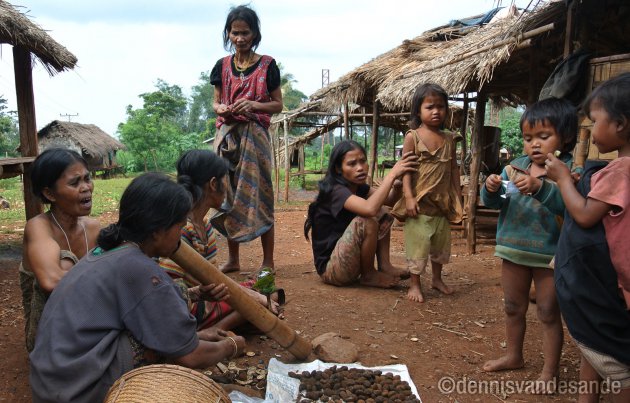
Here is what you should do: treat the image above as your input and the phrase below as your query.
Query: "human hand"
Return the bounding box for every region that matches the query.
[216,104,232,117]
[197,327,229,342]
[230,98,256,115]
[390,152,419,179]
[484,174,503,193]
[198,283,230,302]
[405,196,419,218]
[544,153,571,183]
[513,174,542,195]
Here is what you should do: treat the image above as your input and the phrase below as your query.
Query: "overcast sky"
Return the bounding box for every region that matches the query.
[0,0,530,136]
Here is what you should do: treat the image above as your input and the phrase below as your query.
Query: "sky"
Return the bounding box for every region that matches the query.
[0,0,531,136]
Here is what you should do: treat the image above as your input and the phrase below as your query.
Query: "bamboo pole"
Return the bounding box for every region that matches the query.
[273,125,281,202]
[283,118,290,203]
[170,242,312,360]
[466,94,487,254]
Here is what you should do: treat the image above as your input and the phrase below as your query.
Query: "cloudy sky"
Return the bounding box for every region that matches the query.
[0,0,529,136]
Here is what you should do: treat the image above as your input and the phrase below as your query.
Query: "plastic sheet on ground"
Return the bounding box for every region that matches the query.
[262,358,422,402]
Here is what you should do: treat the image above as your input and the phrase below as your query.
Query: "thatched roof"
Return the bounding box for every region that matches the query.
[38,120,125,158]
[311,0,629,112]
[311,2,561,111]
[0,1,77,74]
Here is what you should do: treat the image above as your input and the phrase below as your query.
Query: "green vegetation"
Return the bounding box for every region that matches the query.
[0,96,19,157]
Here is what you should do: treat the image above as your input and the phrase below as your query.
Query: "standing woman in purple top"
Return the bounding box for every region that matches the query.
[210,4,283,274]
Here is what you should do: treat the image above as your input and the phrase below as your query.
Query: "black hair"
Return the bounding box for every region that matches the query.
[176,149,229,204]
[409,83,449,130]
[583,72,630,143]
[520,97,578,153]
[97,173,192,250]
[304,140,366,240]
[30,148,88,204]
[222,5,262,52]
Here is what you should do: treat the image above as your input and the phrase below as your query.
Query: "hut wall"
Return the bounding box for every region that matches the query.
[38,138,105,171]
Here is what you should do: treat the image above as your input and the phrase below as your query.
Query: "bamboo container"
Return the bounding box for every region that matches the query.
[170,241,312,360]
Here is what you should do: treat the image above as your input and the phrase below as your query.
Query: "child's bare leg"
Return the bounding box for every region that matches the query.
[430,261,453,295]
[376,227,407,278]
[578,355,601,403]
[531,268,563,393]
[359,218,398,288]
[406,273,424,302]
[260,226,275,270]
[220,239,240,273]
[483,260,529,372]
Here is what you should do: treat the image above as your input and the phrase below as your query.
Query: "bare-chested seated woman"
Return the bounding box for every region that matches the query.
[20,148,100,352]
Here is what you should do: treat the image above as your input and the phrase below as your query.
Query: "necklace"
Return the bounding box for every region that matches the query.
[50,211,88,256]
[234,51,253,80]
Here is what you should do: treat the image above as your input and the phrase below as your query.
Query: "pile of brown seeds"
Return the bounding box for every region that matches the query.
[288,365,420,402]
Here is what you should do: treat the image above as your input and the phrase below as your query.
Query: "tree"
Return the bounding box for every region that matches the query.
[278,63,308,111]
[0,96,18,157]
[496,107,524,157]
[118,80,194,171]
[188,71,216,140]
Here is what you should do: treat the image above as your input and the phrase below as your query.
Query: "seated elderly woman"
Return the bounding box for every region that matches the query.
[29,173,245,403]
[20,148,100,352]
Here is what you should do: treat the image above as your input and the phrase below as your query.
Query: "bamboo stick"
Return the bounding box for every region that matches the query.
[368,97,380,183]
[170,241,312,360]
[466,94,487,254]
[283,118,290,203]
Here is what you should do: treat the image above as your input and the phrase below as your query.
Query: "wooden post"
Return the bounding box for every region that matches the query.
[528,42,540,105]
[320,132,325,171]
[272,124,281,202]
[460,93,469,171]
[13,46,42,220]
[466,93,487,254]
[563,0,575,57]
[368,97,380,184]
[298,145,305,189]
[283,117,290,203]
[343,103,350,139]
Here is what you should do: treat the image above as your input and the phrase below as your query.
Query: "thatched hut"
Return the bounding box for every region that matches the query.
[38,121,125,172]
[0,0,77,218]
[275,0,630,252]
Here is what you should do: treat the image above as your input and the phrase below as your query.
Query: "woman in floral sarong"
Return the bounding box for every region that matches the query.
[210,4,283,273]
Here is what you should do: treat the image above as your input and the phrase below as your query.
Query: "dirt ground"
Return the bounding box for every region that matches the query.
[0,192,590,402]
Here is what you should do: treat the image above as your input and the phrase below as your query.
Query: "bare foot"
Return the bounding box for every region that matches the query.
[482,355,525,372]
[532,374,557,395]
[360,271,399,289]
[431,278,453,295]
[220,262,240,273]
[379,264,410,279]
[406,283,425,303]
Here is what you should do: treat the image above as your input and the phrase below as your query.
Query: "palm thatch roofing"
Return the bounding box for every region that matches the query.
[38,120,125,158]
[0,0,77,74]
[310,0,629,113]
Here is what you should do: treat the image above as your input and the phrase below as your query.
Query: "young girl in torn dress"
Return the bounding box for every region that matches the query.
[391,83,463,303]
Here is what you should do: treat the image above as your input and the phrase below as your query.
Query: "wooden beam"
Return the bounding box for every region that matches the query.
[13,46,42,220]
[459,93,469,172]
[528,42,540,105]
[368,96,380,183]
[466,94,487,254]
[343,103,350,139]
[283,118,290,203]
[563,0,575,57]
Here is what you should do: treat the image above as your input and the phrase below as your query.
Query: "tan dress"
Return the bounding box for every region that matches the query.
[391,129,463,223]
[19,250,78,352]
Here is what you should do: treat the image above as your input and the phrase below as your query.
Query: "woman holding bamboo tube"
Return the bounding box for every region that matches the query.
[29,173,245,403]
[160,149,282,331]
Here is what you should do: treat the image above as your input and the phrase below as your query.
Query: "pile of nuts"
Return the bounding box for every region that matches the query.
[288,366,420,402]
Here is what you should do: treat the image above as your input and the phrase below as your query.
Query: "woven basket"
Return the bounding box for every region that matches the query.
[104,364,231,403]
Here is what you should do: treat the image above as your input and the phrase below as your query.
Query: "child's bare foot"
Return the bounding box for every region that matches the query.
[220,262,240,273]
[360,271,399,288]
[532,374,557,395]
[406,283,425,303]
[431,278,453,295]
[482,355,525,372]
[379,264,410,279]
